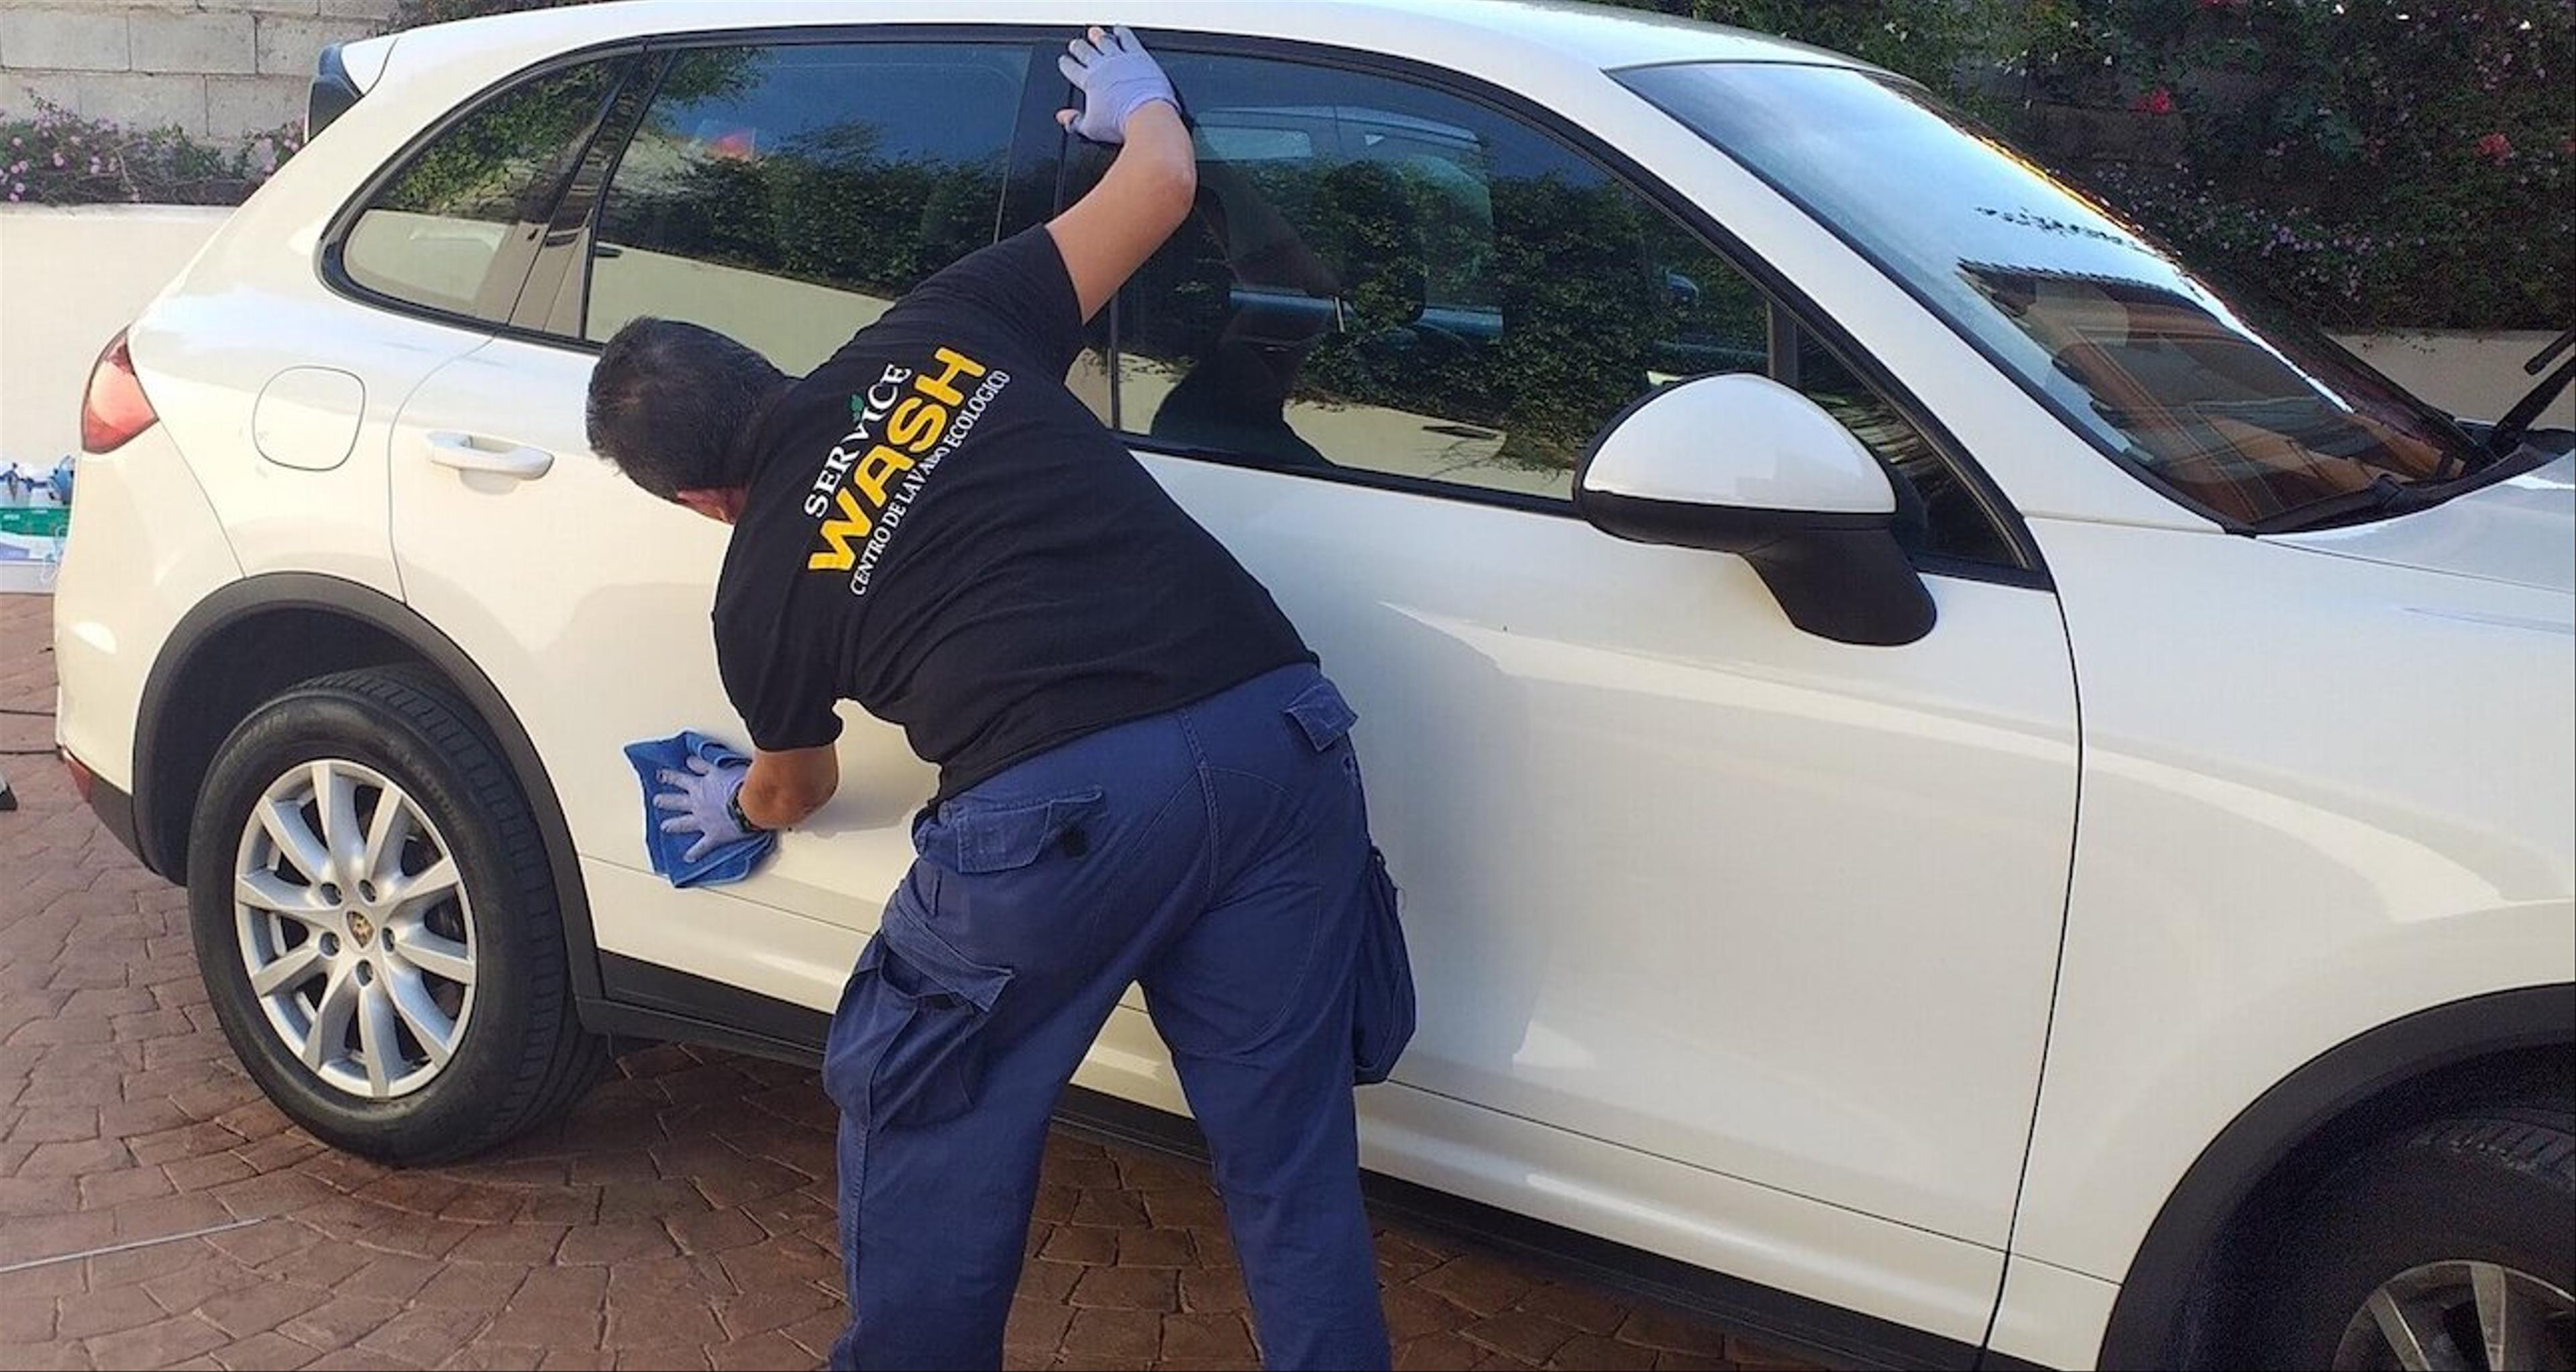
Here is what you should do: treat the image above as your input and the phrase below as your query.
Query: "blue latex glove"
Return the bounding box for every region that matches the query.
[1055,25,1175,144]
[653,752,756,864]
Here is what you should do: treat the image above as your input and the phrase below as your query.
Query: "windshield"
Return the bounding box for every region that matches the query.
[1620,62,2486,529]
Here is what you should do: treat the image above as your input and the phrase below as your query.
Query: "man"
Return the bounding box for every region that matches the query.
[585,27,1406,1372]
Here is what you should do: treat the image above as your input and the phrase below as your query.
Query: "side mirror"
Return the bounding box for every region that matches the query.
[1574,373,1935,646]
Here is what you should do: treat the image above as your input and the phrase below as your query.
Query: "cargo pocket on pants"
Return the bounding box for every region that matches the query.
[1351,845,1415,1086]
[822,918,1014,1130]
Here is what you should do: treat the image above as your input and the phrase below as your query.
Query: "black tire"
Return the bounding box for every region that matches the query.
[188,666,609,1163]
[2253,1106,2576,1370]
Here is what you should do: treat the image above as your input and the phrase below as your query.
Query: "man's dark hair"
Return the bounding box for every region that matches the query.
[586,318,789,500]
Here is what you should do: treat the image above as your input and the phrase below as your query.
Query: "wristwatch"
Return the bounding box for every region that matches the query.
[726,784,770,835]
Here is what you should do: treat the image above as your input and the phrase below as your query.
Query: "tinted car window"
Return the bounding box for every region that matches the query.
[341,58,630,321]
[1114,52,1760,500]
[1104,53,2010,568]
[1624,62,2485,529]
[584,44,1028,374]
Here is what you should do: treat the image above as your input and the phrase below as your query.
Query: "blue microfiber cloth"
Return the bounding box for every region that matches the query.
[622,731,777,888]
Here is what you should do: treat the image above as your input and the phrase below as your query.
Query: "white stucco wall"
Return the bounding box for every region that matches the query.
[1,203,231,466]
[0,1,394,142]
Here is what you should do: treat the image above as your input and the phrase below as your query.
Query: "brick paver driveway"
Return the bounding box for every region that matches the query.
[1,592,1819,1371]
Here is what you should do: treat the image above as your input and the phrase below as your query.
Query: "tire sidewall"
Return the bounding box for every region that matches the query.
[189,678,549,1161]
[2257,1118,2576,1369]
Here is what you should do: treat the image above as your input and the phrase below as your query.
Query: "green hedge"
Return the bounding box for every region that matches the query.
[3,100,302,207]
[1609,0,2571,329]
[10,0,2565,329]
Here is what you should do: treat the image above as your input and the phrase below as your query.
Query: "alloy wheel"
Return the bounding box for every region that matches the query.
[2335,1261,2576,1371]
[231,759,476,1099]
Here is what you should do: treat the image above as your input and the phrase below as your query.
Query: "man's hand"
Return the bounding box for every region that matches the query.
[654,753,760,863]
[1049,25,1197,321]
[1056,25,1175,144]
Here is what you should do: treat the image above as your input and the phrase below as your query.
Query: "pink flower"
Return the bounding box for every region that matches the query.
[2477,131,2513,160]
[2134,87,2176,116]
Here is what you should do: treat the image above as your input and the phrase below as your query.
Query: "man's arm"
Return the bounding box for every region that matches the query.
[739,744,837,831]
[1047,26,1196,323]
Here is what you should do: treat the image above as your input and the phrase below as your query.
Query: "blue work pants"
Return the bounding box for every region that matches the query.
[822,664,1409,1370]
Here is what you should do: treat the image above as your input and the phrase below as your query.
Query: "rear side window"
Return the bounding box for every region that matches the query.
[582,43,1029,373]
[340,58,631,321]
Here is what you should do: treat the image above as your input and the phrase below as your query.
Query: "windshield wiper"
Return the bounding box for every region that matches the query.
[2485,326,2576,460]
[2255,472,2455,533]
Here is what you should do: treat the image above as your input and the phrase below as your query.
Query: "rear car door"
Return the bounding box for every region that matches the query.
[1058,42,2082,1344]
[384,36,1039,1019]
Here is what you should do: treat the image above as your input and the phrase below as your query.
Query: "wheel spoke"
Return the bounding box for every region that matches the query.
[258,797,333,886]
[2469,1261,2561,1372]
[385,965,457,1067]
[237,871,336,928]
[355,981,400,1096]
[362,790,415,890]
[386,855,460,917]
[391,926,474,986]
[313,762,363,883]
[2367,1287,2456,1372]
[301,964,358,1070]
[248,942,325,996]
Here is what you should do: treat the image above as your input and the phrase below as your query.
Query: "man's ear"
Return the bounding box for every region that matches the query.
[674,487,748,524]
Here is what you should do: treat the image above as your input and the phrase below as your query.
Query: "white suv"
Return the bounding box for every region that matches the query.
[49,3,2574,1368]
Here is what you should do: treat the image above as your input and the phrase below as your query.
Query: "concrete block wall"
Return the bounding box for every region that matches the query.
[0,1,398,142]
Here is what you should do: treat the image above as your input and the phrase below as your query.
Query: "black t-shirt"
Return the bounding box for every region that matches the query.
[712,227,1313,804]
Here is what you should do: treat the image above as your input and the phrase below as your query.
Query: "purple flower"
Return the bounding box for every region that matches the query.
[50,151,64,168]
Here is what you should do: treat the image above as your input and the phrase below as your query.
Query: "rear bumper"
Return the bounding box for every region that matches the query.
[86,772,151,874]
[53,425,242,797]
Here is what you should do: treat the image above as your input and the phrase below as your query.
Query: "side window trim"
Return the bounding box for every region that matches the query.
[1065,32,2045,578]
[519,50,669,337]
[319,48,651,339]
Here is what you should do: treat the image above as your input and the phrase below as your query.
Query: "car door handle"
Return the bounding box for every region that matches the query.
[425,431,553,480]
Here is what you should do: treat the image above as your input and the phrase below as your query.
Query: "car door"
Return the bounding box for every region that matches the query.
[1061,44,2081,1343]
[387,36,1040,1014]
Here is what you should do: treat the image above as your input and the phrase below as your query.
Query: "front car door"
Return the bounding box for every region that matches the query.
[1056,40,2082,1348]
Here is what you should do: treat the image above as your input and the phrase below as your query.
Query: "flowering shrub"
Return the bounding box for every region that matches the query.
[1624,0,2573,329]
[1,100,303,207]
[9,0,2566,329]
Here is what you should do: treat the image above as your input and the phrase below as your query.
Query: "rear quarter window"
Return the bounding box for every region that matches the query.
[339,58,633,322]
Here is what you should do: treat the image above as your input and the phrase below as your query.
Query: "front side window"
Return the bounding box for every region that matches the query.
[341,58,633,321]
[1114,52,1764,500]
[1624,62,2492,529]
[584,43,1028,373]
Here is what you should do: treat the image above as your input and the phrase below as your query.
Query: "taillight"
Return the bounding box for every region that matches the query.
[81,329,158,454]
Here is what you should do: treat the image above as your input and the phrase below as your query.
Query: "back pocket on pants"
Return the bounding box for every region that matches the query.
[1352,845,1415,1086]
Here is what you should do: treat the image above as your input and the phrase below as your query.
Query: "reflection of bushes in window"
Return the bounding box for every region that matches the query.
[1128,120,1778,476]
[601,122,1004,304]
[1290,172,1672,472]
[379,65,619,221]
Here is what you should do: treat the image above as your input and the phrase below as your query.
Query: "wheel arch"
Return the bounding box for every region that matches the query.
[2098,982,2576,1369]
[135,572,604,1006]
